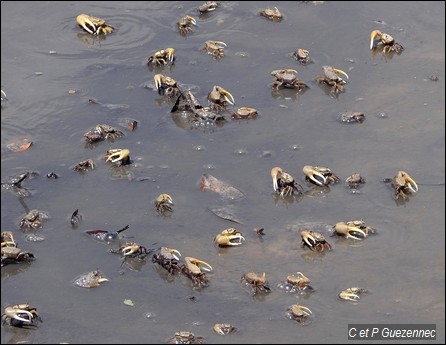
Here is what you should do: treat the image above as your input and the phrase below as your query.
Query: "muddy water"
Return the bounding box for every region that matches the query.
[1,1,444,343]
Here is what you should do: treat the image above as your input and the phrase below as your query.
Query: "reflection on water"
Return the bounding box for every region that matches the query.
[2,1,444,344]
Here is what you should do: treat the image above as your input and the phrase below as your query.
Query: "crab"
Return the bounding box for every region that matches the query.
[203,40,227,59]
[1,231,16,248]
[241,272,271,295]
[213,323,238,335]
[260,7,283,22]
[73,158,95,172]
[152,247,182,274]
[231,107,258,119]
[214,228,245,247]
[303,165,340,186]
[278,271,313,293]
[154,74,181,97]
[345,173,366,188]
[333,220,375,240]
[84,124,124,144]
[293,48,312,65]
[370,30,404,55]
[147,48,175,66]
[301,230,332,252]
[207,85,235,110]
[391,171,418,200]
[286,304,313,324]
[76,14,114,35]
[113,242,150,260]
[1,246,35,267]
[167,331,205,344]
[20,209,49,230]
[198,1,219,13]
[177,15,196,35]
[271,167,304,197]
[339,287,368,301]
[271,69,308,91]
[73,270,109,288]
[316,65,349,95]
[338,112,365,124]
[181,256,213,287]
[155,193,174,216]
[104,148,131,166]
[2,304,41,328]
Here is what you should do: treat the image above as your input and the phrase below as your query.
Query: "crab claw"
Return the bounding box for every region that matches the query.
[154,74,163,92]
[186,257,213,273]
[105,149,130,164]
[401,171,418,193]
[303,166,327,186]
[184,15,197,25]
[157,193,174,205]
[5,308,34,324]
[1,90,6,100]
[332,67,349,80]
[370,30,382,50]
[165,247,181,260]
[216,86,234,105]
[339,290,360,301]
[76,14,97,34]
[215,229,245,247]
[334,222,367,240]
[165,48,175,64]
[271,167,282,191]
[300,230,316,248]
[121,244,139,256]
[211,40,227,48]
[291,304,313,316]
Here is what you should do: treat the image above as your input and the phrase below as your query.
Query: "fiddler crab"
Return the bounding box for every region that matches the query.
[181,256,213,288]
[84,124,124,144]
[104,148,131,166]
[167,331,205,344]
[73,158,95,172]
[286,304,313,324]
[333,220,376,240]
[198,1,220,13]
[178,15,196,35]
[241,272,271,295]
[20,209,49,230]
[231,107,258,119]
[2,304,42,328]
[154,74,181,97]
[112,242,150,260]
[73,270,108,288]
[390,170,418,200]
[2,246,35,267]
[345,172,366,188]
[316,65,349,95]
[76,14,114,35]
[271,167,304,197]
[155,193,174,216]
[214,228,245,247]
[152,247,182,274]
[203,40,227,59]
[293,48,312,65]
[301,230,332,252]
[147,48,175,66]
[213,323,238,336]
[207,85,235,111]
[303,165,340,186]
[339,287,368,301]
[370,30,404,55]
[278,272,313,294]
[271,69,308,92]
[338,112,365,124]
[260,7,283,22]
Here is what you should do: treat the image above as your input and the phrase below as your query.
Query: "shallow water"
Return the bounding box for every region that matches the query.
[1,1,444,344]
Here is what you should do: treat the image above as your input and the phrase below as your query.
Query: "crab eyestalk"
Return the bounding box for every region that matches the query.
[303,166,327,186]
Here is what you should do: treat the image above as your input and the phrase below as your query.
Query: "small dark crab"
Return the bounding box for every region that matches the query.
[178,15,196,35]
[203,40,227,59]
[1,246,35,267]
[345,172,365,189]
[147,48,175,66]
[260,7,283,22]
[370,30,404,55]
[73,158,95,173]
[333,220,376,240]
[316,65,349,95]
[73,270,109,288]
[271,69,308,92]
[1,171,33,198]
[20,209,49,230]
[2,304,42,328]
[207,85,235,110]
[104,148,131,166]
[286,304,313,324]
[214,228,245,247]
[84,124,124,144]
[198,1,219,13]
[293,48,312,65]
[76,14,114,35]
[181,256,213,288]
[337,112,365,124]
[231,107,258,119]
[152,247,182,274]
[390,170,418,200]
[278,272,313,294]
[303,165,340,186]
[155,193,174,216]
[241,272,271,295]
[271,166,304,197]
[167,331,206,344]
[154,74,181,97]
[301,230,332,252]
